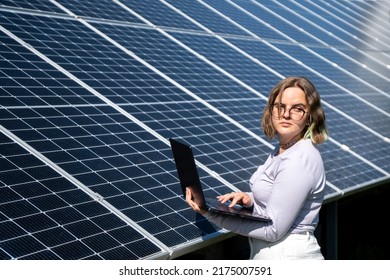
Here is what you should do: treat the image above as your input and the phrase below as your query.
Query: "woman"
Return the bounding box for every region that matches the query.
[186,76,329,259]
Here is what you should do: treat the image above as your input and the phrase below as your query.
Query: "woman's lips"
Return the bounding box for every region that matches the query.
[279,121,292,127]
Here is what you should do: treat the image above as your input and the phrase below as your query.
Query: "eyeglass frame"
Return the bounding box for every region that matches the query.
[270,103,309,121]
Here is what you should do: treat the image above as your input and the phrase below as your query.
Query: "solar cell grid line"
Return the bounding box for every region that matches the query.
[307,45,390,93]
[317,140,388,192]
[329,45,390,84]
[283,0,360,41]
[268,1,388,73]
[197,0,288,42]
[327,0,390,44]
[320,106,390,174]
[91,22,265,103]
[0,0,65,14]
[235,0,390,89]
[293,0,390,55]
[265,0,355,48]
[307,0,383,40]
[0,30,104,107]
[270,1,388,72]
[367,1,390,40]
[319,0,379,29]
[167,31,281,94]
[111,0,203,32]
[278,0,382,52]
[315,0,390,51]
[163,0,249,36]
[52,0,146,25]
[0,129,167,260]
[268,0,390,73]
[274,43,389,115]
[223,0,322,45]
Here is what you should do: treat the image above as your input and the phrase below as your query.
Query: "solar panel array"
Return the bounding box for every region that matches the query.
[0,0,389,260]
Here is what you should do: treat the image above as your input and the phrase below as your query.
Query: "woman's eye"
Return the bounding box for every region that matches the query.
[292,107,304,113]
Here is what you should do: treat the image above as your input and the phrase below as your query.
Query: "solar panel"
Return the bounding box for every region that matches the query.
[0,0,389,260]
[0,132,165,260]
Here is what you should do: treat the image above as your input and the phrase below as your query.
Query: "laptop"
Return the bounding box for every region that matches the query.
[169,138,271,222]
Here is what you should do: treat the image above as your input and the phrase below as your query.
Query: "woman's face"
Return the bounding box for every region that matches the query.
[271,86,309,143]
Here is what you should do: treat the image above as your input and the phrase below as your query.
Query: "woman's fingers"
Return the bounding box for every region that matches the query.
[217,192,235,204]
[218,192,251,208]
[186,187,196,209]
[186,187,206,214]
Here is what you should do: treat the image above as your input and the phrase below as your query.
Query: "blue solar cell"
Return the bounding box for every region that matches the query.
[287,0,389,51]
[108,227,144,244]
[90,213,127,231]
[0,0,65,14]
[19,250,61,260]
[203,0,287,42]
[99,246,137,260]
[29,194,69,212]
[155,230,188,247]
[122,206,154,222]
[106,195,137,210]
[0,186,21,203]
[15,213,57,233]
[120,0,203,31]
[51,240,94,260]
[165,0,248,36]
[123,238,162,259]
[0,200,39,219]
[0,221,27,242]
[33,227,76,247]
[1,235,46,258]
[46,207,85,225]
[82,233,122,253]
[169,31,279,93]
[56,0,145,24]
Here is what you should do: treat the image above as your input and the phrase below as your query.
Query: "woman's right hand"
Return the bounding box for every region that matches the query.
[217,192,253,208]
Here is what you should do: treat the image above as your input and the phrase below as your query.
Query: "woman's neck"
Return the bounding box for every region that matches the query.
[279,134,303,151]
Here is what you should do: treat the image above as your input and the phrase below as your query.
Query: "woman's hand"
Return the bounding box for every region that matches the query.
[217,192,252,208]
[186,187,208,215]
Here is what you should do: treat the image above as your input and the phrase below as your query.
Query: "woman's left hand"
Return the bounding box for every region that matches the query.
[186,187,208,215]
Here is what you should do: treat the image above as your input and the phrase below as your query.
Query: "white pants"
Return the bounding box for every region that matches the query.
[249,232,324,260]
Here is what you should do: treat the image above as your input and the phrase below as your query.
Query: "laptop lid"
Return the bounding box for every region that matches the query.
[169,138,207,210]
[169,138,271,222]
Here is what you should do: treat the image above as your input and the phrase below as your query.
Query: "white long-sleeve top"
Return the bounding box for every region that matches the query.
[204,139,326,242]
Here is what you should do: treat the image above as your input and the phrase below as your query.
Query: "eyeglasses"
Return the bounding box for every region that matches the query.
[271,103,308,121]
